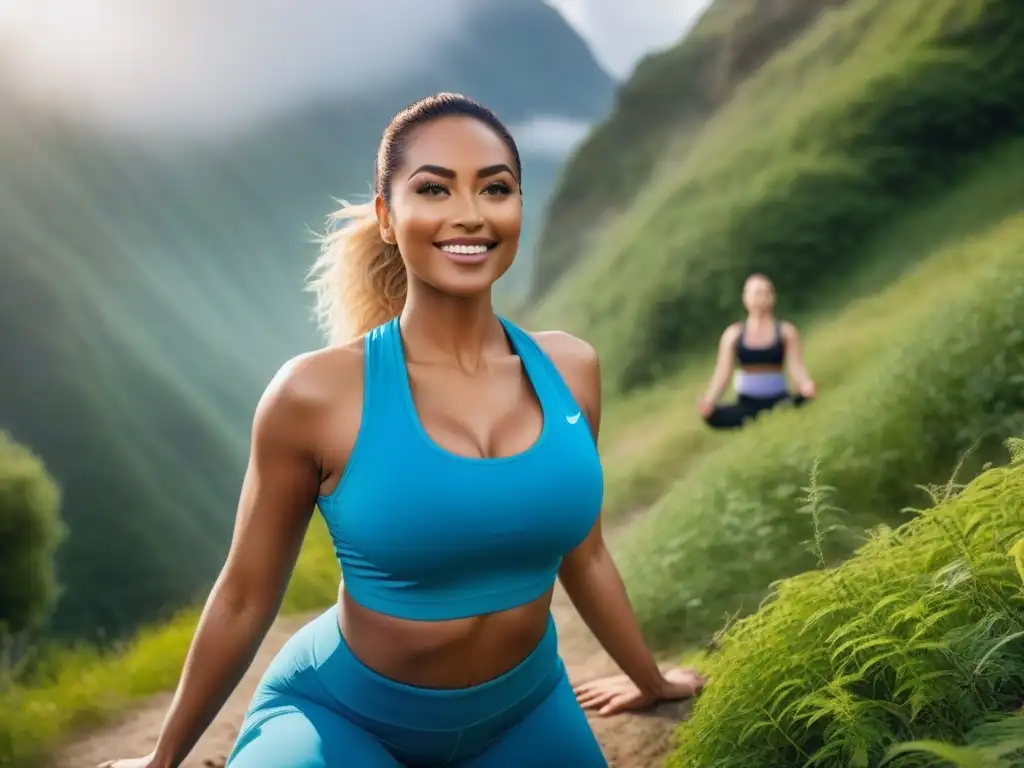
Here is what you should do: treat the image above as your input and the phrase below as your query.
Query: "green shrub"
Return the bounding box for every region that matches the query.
[669,444,1024,767]
[0,515,337,767]
[531,0,1024,392]
[615,214,1024,651]
[0,432,63,639]
[884,713,1024,768]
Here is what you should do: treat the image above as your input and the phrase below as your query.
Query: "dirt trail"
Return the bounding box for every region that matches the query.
[53,518,693,767]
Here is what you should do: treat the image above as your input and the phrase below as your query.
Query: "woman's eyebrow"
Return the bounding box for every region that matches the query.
[407,163,516,180]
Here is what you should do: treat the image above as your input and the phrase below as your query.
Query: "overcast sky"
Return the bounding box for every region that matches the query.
[545,0,711,77]
[0,0,713,138]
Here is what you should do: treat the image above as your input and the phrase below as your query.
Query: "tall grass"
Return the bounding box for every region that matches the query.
[670,443,1024,767]
[616,211,1024,652]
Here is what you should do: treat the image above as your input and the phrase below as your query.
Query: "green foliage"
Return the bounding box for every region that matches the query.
[615,211,1024,651]
[669,452,1024,767]
[0,516,337,767]
[0,611,200,768]
[0,432,63,639]
[530,0,1024,392]
[884,714,1024,768]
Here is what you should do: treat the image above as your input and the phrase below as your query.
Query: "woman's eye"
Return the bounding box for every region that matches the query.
[416,182,448,196]
[415,180,513,196]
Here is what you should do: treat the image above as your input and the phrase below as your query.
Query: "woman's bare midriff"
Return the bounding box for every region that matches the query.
[739,363,784,373]
[337,587,555,689]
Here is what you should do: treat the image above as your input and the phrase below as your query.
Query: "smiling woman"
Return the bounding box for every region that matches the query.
[377,138,523,301]
[304,99,526,343]
[99,92,703,768]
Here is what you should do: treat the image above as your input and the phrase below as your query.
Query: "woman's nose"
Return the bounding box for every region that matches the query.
[450,194,484,230]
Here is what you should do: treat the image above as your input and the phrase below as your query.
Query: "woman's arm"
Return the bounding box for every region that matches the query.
[103,359,327,768]
[699,324,740,410]
[553,340,666,692]
[781,322,816,396]
[537,332,703,715]
[559,526,671,699]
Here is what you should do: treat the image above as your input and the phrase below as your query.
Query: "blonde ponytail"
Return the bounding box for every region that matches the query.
[307,201,407,344]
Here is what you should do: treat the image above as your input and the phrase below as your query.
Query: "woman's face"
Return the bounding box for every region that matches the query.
[378,116,522,298]
[742,275,776,313]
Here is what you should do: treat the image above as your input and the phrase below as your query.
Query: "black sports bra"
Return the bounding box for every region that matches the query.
[735,322,785,367]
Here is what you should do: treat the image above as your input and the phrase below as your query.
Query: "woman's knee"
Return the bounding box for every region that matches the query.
[227,705,401,768]
[703,407,745,430]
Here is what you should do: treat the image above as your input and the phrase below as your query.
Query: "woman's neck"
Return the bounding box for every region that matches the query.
[746,310,775,326]
[399,283,506,373]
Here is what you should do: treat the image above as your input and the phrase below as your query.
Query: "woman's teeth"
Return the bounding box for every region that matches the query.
[439,244,490,255]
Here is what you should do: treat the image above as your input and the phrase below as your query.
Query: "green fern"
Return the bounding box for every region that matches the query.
[669,453,1024,767]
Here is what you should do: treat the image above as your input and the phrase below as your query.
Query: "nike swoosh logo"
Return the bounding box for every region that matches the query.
[566,412,581,425]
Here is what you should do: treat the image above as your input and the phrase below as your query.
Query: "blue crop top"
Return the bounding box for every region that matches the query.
[316,316,604,621]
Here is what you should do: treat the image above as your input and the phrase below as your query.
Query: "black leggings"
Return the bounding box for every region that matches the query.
[704,393,810,430]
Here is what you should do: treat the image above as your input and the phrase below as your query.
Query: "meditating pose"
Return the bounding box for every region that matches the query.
[100,92,704,768]
[698,273,816,430]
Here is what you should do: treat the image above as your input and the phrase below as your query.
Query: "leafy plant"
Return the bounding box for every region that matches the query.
[669,443,1024,767]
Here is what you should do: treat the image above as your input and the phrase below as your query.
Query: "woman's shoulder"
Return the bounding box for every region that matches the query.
[528,329,598,370]
[255,338,365,426]
[722,321,744,343]
[525,329,601,416]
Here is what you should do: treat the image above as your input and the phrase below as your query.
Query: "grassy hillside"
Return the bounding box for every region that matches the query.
[527,0,848,298]
[616,182,1024,652]
[0,0,613,643]
[596,140,1024,521]
[529,0,1024,392]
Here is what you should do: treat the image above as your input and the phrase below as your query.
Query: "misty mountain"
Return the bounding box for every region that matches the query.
[0,0,614,641]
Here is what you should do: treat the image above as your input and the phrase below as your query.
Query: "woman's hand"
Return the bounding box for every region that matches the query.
[797,378,817,398]
[574,666,706,716]
[696,396,715,418]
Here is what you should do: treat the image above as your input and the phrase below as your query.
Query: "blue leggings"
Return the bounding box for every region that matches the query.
[226,607,607,767]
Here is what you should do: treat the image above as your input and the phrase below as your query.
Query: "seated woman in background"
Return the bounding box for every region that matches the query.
[697,273,817,430]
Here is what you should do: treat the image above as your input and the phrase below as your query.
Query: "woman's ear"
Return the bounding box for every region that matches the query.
[374,194,396,245]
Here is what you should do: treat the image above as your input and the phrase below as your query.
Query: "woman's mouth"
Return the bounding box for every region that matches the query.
[434,239,498,265]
